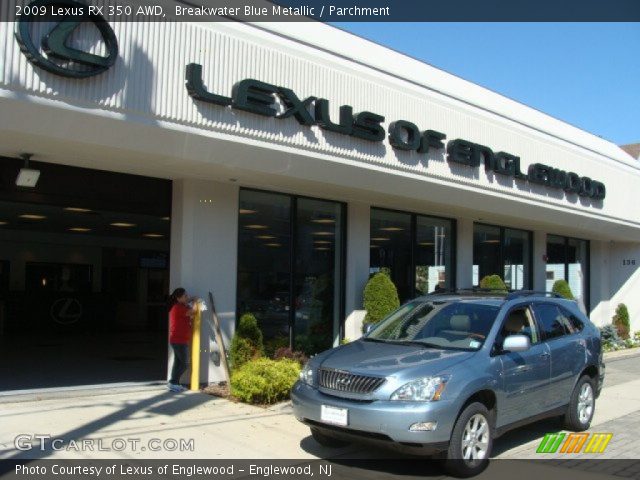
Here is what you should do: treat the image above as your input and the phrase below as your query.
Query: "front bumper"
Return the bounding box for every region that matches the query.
[291,381,455,453]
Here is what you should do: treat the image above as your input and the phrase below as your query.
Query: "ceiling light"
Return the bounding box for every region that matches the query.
[370,245,381,248]
[245,224,268,229]
[311,218,335,224]
[380,227,404,231]
[314,240,331,245]
[256,235,276,240]
[68,227,91,233]
[265,243,282,247]
[143,233,164,238]
[19,214,46,220]
[161,216,171,221]
[315,247,330,251]
[419,242,434,246]
[371,237,390,241]
[483,239,501,244]
[64,207,92,213]
[239,209,257,215]
[110,222,136,228]
[0,221,8,226]
[312,231,334,236]
[15,153,40,188]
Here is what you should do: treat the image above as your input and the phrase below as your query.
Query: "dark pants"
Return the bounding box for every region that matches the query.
[170,343,189,385]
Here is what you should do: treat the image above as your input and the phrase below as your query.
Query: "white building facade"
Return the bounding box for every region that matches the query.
[1,6,639,385]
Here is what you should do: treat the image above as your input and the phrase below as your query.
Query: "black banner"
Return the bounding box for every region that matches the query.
[4,0,640,22]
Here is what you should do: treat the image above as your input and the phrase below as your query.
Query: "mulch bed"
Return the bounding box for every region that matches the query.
[201,382,230,398]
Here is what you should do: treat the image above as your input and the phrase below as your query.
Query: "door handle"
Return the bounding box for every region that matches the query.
[540,352,550,359]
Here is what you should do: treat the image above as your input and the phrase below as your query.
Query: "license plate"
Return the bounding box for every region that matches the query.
[320,405,348,426]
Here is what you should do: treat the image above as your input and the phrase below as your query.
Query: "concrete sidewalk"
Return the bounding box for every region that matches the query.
[0,352,638,465]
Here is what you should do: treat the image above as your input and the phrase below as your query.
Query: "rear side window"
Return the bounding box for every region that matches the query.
[559,306,585,333]
[532,304,574,340]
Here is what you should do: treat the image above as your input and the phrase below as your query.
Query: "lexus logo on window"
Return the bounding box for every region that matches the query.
[15,0,118,78]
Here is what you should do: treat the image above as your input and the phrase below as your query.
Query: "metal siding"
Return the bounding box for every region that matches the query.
[0,2,639,227]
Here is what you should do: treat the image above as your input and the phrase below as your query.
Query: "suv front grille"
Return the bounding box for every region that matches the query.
[318,368,385,394]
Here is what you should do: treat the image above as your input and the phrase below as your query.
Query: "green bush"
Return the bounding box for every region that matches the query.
[230,313,264,369]
[479,275,507,292]
[613,304,631,340]
[236,313,264,351]
[363,272,400,326]
[600,324,623,351]
[552,280,574,300]
[229,337,255,369]
[230,358,300,404]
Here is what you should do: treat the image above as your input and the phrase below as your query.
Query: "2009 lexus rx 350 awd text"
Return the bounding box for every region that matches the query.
[291,291,605,477]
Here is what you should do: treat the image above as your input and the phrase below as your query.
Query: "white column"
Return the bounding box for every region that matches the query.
[533,231,547,291]
[344,202,370,341]
[589,240,611,326]
[170,179,239,384]
[456,218,474,289]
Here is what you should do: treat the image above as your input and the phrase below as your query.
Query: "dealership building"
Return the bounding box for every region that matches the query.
[1,7,639,390]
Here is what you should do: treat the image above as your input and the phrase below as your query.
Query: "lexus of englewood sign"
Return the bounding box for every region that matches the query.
[186,65,606,201]
[13,0,606,201]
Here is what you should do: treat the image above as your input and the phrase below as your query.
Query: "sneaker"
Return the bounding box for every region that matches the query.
[168,383,186,392]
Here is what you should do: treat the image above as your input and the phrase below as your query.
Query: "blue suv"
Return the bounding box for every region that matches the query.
[291,291,605,477]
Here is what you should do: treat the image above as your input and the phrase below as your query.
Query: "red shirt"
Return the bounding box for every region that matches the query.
[169,303,191,344]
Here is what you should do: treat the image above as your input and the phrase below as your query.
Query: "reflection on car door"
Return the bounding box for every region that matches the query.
[497,305,552,426]
[532,303,586,408]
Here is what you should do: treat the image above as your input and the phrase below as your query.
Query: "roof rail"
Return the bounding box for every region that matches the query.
[505,290,564,300]
[430,288,507,297]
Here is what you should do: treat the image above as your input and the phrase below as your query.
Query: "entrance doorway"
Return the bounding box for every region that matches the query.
[0,157,172,391]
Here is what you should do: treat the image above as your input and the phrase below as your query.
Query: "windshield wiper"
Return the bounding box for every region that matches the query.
[361,337,390,343]
[363,338,438,349]
[396,340,443,349]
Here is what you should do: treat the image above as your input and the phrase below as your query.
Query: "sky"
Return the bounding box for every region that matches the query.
[334,23,640,146]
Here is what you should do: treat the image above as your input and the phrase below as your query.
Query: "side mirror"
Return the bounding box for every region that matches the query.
[503,334,530,353]
[363,323,374,335]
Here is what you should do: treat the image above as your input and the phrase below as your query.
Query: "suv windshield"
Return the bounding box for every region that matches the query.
[365,300,500,351]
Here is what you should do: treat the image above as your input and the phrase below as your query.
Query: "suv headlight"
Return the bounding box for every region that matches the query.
[390,376,449,401]
[299,364,314,386]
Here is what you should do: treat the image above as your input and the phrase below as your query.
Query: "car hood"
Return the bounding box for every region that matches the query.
[318,339,475,378]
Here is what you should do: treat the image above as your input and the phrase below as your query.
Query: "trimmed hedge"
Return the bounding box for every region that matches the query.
[230,358,300,404]
[363,272,400,326]
[613,303,631,340]
[479,275,507,292]
[552,280,574,300]
[230,313,264,369]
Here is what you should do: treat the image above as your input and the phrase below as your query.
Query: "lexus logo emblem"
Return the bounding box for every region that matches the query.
[50,298,83,325]
[15,0,118,78]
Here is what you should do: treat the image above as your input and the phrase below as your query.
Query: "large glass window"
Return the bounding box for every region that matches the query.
[370,208,454,302]
[473,224,532,289]
[546,235,589,311]
[293,198,344,356]
[236,190,345,356]
[415,216,454,296]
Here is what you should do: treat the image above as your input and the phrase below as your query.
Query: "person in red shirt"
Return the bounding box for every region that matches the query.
[167,287,196,392]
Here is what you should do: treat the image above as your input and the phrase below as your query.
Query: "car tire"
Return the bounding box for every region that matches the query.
[564,375,596,431]
[442,402,492,478]
[310,427,350,448]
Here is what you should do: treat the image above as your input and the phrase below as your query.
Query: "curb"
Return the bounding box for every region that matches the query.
[603,348,640,361]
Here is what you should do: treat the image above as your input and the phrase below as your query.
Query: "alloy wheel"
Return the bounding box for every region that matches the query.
[577,382,594,424]
[461,413,490,461]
